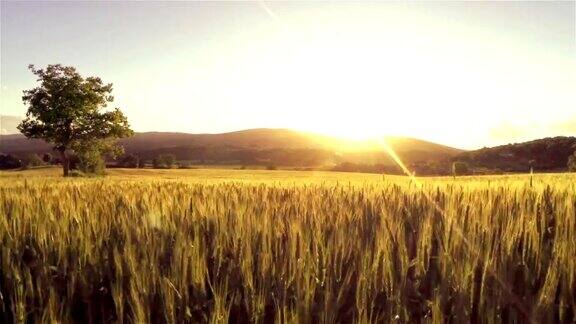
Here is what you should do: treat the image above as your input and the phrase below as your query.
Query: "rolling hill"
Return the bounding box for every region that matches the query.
[0,129,463,169]
[3,129,573,174]
[456,136,576,173]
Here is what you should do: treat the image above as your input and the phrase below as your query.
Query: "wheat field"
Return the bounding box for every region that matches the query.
[0,168,574,323]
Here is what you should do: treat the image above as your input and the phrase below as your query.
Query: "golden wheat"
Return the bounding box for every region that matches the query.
[0,169,574,323]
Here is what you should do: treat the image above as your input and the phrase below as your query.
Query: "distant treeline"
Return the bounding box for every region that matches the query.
[131,147,335,167]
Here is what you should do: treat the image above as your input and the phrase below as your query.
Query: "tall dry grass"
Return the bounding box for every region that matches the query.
[0,172,574,322]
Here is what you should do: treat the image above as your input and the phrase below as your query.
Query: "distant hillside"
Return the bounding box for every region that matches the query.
[456,136,576,172]
[118,129,331,151]
[3,130,575,174]
[0,129,463,169]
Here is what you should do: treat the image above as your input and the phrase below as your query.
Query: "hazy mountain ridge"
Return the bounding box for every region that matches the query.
[1,129,574,173]
[0,129,462,168]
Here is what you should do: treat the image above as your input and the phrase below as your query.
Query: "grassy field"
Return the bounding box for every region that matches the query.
[0,168,574,323]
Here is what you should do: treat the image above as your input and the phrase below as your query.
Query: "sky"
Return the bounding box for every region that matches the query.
[1,1,575,149]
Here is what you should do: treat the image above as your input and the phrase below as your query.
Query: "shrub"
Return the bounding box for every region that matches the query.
[23,154,45,167]
[77,149,106,175]
[153,154,176,169]
[178,161,192,169]
[42,153,53,164]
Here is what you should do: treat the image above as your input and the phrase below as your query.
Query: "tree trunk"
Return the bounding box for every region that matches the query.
[59,149,69,177]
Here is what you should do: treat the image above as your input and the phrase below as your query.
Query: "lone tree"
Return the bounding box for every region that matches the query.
[18,64,133,176]
[452,161,470,177]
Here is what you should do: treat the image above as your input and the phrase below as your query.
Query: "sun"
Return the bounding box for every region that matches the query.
[217,24,438,142]
[194,2,550,149]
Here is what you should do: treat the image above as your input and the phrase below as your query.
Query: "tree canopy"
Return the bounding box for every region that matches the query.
[452,161,470,176]
[568,151,576,172]
[18,64,133,176]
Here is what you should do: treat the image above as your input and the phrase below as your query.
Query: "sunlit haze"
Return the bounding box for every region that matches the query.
[1,1,575,149]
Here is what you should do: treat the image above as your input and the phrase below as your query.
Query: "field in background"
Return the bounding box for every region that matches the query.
[0,169,574,322]
[2,166,573,186]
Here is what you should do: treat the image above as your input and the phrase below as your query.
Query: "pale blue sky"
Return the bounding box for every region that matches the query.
[1,1,575,148]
